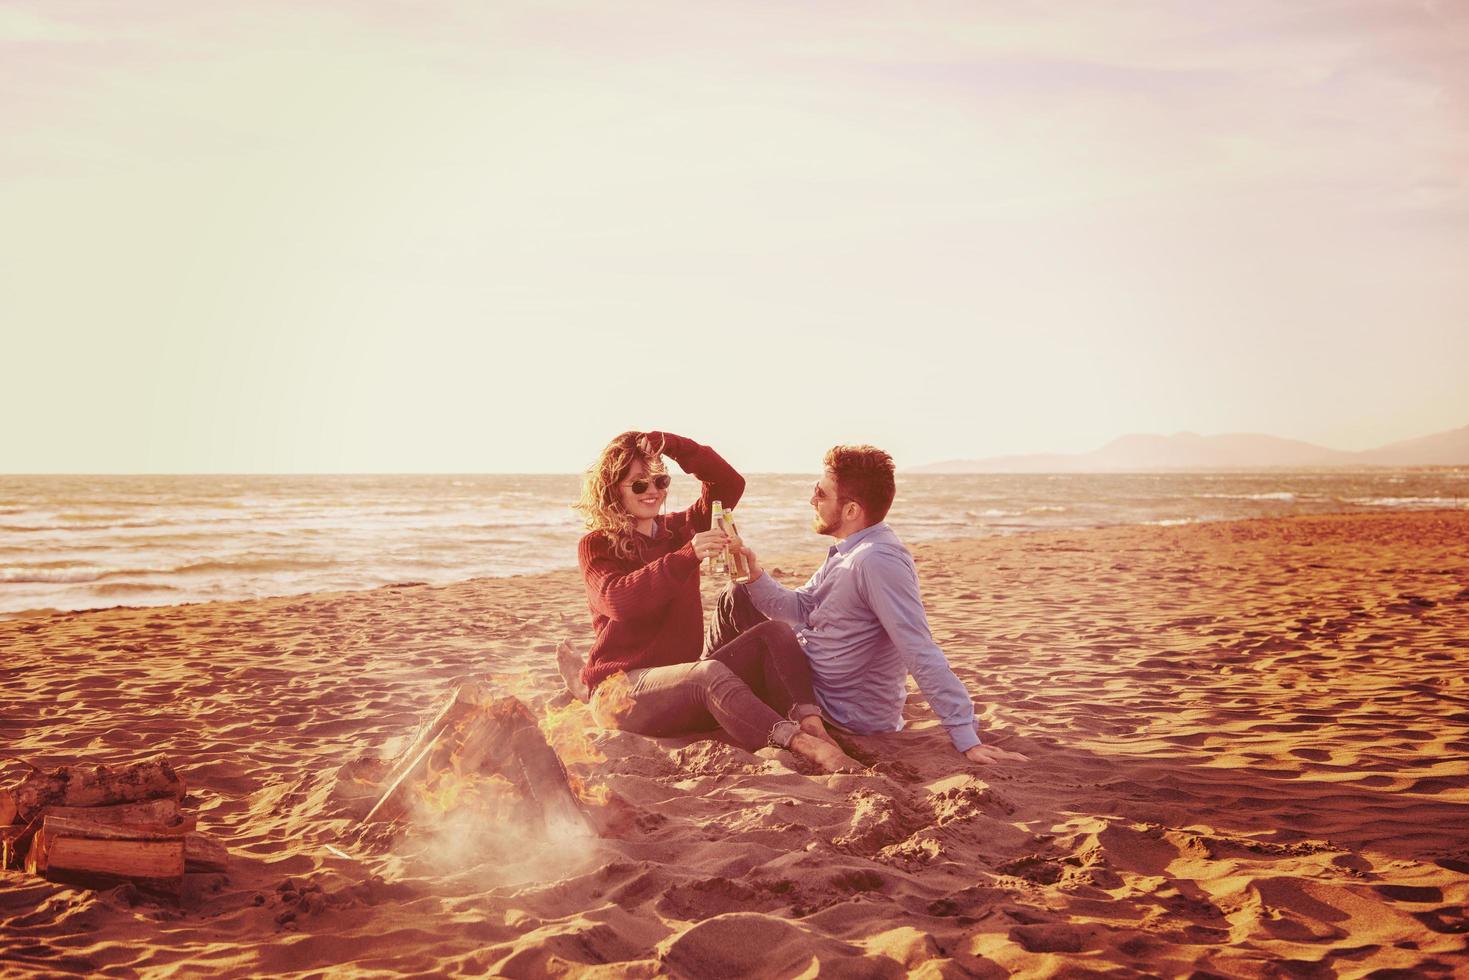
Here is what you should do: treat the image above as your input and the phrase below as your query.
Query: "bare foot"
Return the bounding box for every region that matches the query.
[799,714,841,749]
[557,638,590,703]
[790,732,862,773]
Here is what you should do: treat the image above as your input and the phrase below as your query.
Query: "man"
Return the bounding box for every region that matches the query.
[722,445,1027,767]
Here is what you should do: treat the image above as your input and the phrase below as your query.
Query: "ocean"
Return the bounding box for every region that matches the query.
[2,470,1465,617]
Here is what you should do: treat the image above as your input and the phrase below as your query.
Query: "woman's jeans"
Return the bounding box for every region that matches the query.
[590,586,820,752]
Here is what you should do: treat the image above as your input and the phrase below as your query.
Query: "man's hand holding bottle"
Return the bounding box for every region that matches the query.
[732,540,762,582]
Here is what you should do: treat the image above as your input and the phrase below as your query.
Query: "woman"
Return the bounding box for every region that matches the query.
[572,430,858,773]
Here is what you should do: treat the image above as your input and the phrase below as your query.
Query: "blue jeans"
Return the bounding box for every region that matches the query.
[591,604,820,752]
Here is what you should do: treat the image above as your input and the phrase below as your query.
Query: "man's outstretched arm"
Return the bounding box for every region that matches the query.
[859,549,1027,764]
[736,543,819,628]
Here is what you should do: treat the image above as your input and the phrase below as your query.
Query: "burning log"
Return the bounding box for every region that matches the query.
[361,680,591,837]
[361,680,488,825]
[0,789,16,826]
[12,755,186,823]
[498,698,593,838]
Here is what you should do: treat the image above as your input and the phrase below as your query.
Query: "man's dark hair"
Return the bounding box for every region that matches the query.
[824,445,896,525]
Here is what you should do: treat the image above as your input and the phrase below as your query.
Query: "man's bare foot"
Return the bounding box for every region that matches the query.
[557,638,590,703]
[799,714,841,749]
[790,731,862,773]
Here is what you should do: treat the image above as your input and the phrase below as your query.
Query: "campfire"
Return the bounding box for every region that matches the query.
[350,680,600,841]
[0,755,227,901]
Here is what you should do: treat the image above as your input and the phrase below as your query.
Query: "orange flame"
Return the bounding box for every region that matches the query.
[574,672,636,807]
[591,670,636,727]
[412,707,522,819]
[541,701,604,767]
[568,773,612,807]
[401,681,617,821]
[417,762,517,819]
[539,699,613,807]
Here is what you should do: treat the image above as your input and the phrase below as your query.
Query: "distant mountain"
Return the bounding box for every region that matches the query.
[1355,425,1469,466]
[911,425,1469,473]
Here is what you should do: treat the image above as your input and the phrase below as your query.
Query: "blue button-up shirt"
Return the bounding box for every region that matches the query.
[746,522,981,752]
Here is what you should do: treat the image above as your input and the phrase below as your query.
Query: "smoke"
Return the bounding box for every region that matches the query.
[400,780,598,890]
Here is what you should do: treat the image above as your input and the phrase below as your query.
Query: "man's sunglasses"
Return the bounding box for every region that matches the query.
[813,482,852,504]
[625,474,671,495]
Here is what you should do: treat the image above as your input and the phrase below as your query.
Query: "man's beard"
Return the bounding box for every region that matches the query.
[811,510,840,536]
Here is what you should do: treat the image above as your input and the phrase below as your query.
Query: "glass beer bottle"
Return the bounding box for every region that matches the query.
[709,500,728,575]
[725,509,753,584]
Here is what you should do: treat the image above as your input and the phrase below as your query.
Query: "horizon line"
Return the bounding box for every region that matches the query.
[4,463,1466,478]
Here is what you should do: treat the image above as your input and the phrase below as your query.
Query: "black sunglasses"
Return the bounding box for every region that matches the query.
[625,474,671,495]
[813,481,851,503]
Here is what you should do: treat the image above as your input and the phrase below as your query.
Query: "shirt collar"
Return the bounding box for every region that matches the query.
[831,521,888,556]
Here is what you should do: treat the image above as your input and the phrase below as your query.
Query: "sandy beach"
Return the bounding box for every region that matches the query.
[3,510,1467,978]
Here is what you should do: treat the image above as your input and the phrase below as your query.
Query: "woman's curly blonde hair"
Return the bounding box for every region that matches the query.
[573,431,667,560]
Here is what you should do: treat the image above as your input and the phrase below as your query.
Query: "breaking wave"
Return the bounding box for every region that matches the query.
[0,568,115,584]
[1348,496,1467,508]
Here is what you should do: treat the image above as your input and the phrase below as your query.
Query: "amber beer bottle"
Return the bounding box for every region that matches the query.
[709,500,728,575]
[724,509,753,584]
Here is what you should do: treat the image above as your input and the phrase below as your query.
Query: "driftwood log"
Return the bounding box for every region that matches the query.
[182,832,229,874]
[38,814,186,842]
[1,755,228,895]
[361,680,590,837]
[12,755,186,823]
[27,828,185,899]
[18,812,225,896]
[35,815,220,867]
[41,798,191,832]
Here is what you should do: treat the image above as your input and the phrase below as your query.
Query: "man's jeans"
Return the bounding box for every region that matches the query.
[591,586,821,752]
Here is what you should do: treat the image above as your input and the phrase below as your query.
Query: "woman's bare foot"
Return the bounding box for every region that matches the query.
[799,714,841,749]
[557,638,590,703]
[789,731,862,773]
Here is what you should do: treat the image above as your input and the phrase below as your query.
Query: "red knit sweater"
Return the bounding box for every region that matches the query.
[578,433,745,693]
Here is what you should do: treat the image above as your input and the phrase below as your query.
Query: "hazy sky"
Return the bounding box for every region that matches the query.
[3,1,1466,473]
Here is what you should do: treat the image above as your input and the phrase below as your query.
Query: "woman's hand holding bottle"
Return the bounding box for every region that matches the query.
[689,529,729,561]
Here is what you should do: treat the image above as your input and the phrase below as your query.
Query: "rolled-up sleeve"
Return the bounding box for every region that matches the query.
[858,549,981,752]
